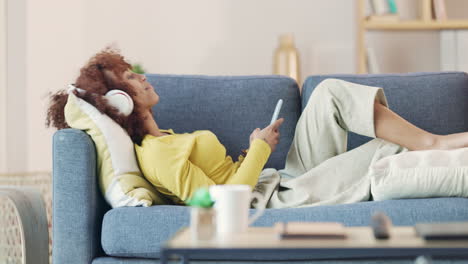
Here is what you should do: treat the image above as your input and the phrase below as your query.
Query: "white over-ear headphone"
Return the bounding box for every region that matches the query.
[104,89,134,116]
[67,84,134,116]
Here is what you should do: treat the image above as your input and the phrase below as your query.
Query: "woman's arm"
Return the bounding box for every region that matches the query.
[224,138,271,189]
[224,119,283,189]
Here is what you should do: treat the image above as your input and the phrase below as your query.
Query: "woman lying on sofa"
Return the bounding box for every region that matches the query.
[46,49,468,208]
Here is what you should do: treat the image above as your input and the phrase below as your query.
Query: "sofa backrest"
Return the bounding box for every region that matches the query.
[302,72,468,150]
[146,74,301,169]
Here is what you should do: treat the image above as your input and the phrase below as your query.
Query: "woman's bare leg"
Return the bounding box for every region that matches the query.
[374,102,468,150]
[283,78,467,179]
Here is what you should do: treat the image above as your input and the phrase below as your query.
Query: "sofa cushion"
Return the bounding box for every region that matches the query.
[101,197,468,259]
[370,147,468,201]
[146,74,301,170]
[302,72,468,151]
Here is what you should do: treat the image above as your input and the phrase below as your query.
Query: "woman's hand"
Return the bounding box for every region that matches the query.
[249,118,285,152]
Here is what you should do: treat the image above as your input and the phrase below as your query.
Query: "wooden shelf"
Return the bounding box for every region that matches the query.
[356,0,468,73]
[365,19,468,30]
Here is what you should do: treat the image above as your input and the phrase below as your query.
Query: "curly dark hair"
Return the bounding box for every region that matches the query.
[46,48,148,145]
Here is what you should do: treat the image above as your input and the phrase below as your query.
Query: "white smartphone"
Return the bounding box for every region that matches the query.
[270,99,283,125]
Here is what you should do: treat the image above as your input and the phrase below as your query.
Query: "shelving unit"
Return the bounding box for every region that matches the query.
[357,0,468,74]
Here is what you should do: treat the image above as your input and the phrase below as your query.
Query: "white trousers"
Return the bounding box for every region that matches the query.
[263,79,407,208]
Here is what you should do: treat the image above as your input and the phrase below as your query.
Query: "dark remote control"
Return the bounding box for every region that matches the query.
[371,212,392,239]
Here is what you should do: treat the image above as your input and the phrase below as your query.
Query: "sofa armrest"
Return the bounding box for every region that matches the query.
[0,186,49,264]
[53,129,110,263]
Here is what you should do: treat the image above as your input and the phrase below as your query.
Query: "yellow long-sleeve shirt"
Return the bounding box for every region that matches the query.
[135,129,271,205]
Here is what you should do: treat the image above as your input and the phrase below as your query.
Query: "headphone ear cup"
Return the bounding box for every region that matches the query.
[104,90,134,116]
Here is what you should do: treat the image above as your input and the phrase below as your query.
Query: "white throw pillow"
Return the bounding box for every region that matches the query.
[64,93,169,208]
[370,148,468,201]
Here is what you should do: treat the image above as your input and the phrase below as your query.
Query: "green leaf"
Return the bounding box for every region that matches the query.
[187,187,214,208]
[131,64,146,74]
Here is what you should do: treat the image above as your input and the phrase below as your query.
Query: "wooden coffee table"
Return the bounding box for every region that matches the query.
[160,226,468,264]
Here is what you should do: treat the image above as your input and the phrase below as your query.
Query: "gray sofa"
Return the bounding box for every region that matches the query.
[53,72,468,264]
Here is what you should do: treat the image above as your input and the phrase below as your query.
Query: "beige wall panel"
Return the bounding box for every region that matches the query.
[6,0,27,173]
[26,0,86,171]
[0,0,6,172]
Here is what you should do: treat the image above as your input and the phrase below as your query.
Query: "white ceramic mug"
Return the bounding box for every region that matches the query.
[209,184,264,235]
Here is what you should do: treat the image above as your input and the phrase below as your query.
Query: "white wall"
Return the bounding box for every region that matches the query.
[82,0,356,79]
[26,0,86,172]
[0,0,6,172]
[11,0,468,172]
[26,0,357,172]
[5,0,27,173]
